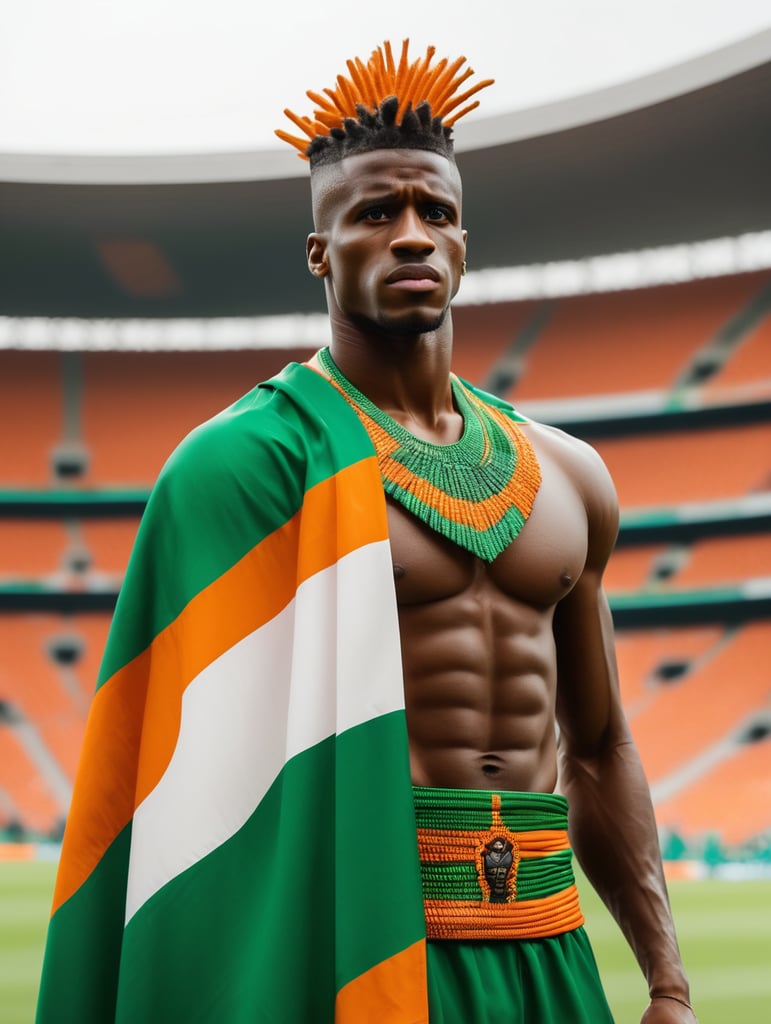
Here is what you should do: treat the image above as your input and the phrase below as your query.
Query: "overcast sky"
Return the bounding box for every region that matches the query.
[2,0,770,154]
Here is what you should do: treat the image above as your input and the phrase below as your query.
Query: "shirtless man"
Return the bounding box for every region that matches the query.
[299,46,697,1024]
[37,42,697,1024]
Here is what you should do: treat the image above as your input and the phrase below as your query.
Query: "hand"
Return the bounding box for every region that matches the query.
[641,996,698,1023]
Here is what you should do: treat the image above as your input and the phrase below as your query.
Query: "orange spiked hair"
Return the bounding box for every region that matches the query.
[275,39,493,166]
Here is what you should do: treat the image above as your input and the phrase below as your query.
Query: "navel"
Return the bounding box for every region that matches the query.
[480,753,504,777]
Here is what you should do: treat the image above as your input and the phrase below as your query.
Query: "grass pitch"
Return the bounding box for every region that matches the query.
[578,874,771,1023]
[3,861,770,1023]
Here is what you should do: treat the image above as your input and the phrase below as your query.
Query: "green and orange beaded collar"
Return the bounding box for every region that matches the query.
[317,347,541,562]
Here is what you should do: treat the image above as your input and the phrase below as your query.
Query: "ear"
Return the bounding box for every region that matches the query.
[307,233,329,279]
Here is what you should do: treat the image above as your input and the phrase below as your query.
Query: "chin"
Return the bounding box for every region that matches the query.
[374,307,449,337]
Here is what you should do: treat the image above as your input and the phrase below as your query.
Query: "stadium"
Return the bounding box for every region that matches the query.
[1,17,770,1023]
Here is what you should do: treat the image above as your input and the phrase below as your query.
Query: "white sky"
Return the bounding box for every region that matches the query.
[1,0,770,154]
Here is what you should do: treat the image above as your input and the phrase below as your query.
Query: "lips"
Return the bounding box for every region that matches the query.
[385,264,441,284]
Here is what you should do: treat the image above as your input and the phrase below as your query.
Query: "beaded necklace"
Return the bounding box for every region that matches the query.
[317,348,541,562]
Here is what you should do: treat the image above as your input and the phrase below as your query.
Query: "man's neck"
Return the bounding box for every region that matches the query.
[327,315,457,439]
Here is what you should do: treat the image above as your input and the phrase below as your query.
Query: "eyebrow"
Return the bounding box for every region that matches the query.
[350,187,460,211]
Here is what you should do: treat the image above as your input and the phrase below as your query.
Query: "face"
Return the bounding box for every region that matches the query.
[307,149,467,336]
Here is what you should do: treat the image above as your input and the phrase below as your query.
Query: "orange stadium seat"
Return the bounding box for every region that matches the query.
[79,519,139,577]
[0,615,79,722]
[655,739,771,846]
[81,348,314,485]
[509,272,771,401]
[614,626,723,711]
[603,544,669,592]
[0,724,62,835]
[628,621,771,784]
[0,520,70,578]
[671,534,771,588]
[0,352,64,485]
[451,301,539,387]
[71,612,112,700]
[0,614,94,785]
[704,307,771,401]
[594,422,771,508]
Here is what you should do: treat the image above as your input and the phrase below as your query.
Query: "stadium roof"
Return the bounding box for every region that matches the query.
[1,29,771,320]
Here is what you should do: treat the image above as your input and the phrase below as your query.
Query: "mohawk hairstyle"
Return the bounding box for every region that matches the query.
[275,39,493,169]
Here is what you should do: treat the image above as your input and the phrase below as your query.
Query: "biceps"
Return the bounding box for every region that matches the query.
[553,576,624,758]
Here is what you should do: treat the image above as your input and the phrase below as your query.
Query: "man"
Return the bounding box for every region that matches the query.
[37,41,697,1023]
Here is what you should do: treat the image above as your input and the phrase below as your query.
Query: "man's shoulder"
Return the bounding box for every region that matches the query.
[530,417,616,493]
[457,377,529,423]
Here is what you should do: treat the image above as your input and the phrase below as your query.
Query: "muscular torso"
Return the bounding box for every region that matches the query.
[389,423,589,793]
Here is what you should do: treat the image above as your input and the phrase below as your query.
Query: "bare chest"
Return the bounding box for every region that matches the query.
[388,448,588,609]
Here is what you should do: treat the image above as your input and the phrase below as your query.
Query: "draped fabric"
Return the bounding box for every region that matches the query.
[37,363,429,1023]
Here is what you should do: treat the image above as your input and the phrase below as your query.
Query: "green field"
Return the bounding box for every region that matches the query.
[3,861,770,1023]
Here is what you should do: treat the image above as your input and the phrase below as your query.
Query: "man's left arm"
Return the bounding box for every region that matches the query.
[552,443,698,1024]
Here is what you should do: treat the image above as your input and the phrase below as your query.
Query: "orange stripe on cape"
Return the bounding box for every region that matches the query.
[53,457,386,916]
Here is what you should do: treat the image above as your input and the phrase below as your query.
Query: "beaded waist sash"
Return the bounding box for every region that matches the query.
[414,786,585,941]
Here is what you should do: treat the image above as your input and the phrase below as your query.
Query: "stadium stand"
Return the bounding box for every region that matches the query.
[704,299,771,400]
[623,621,771,785]
[0,521,70,579]
[655,737,771,846]
[451,300,540,387]
[604,544,671,592]
[81,348,314,485]
[594,424,771,508]
[0,724,62,836]
[501,272,771,401]
[1,271,770,849]
[1,352,64,486]
[614,625,724,710]
[670,534,771,588]
[77,520,139,578]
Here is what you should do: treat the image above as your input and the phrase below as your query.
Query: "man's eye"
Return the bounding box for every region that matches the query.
[362,208,388,222]
[425,206,450,222]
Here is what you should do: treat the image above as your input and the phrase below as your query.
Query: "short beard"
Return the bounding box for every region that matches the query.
[367,304,451,338]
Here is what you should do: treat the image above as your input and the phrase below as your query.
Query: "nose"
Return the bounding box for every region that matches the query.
[390,207,436,255]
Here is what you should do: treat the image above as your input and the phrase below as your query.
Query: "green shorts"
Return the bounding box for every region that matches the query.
[415,786,615,1023]
[427,928,614,1023]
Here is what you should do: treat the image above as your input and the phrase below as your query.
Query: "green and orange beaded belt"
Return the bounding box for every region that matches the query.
[413,786,585,941]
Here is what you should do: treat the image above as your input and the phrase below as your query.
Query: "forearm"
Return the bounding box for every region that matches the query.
[560,735,691,1004]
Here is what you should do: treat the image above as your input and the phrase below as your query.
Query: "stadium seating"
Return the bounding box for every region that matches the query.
[614,625,723,710]
[0,725,62,836]
[655,739,771,846]
[604,544,670,592]
[507,272,771,401]
[624,622,771,785]
[704,305,771,400]
[1,272,769,847]
[80,348,313,485]
[0,521,70,579]
[451,300,539,385]
[0,352,64,486]
[594,423,771,508]
[78,520,139,578]
[670,534,771,588]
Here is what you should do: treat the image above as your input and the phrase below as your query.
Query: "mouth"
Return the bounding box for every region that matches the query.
[385,264,441,291]
[386,264,441,284]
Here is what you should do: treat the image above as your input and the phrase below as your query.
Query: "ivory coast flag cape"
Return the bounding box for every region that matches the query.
[36,362,430,1023]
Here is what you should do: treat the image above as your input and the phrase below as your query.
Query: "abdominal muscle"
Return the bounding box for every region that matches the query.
[388,497,575,795]
[400,592,560,792]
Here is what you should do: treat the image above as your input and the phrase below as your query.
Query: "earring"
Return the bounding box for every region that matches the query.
[461,260,467,276]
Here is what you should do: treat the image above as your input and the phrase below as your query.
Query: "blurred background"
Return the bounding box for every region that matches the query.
[2,2,771,1020]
